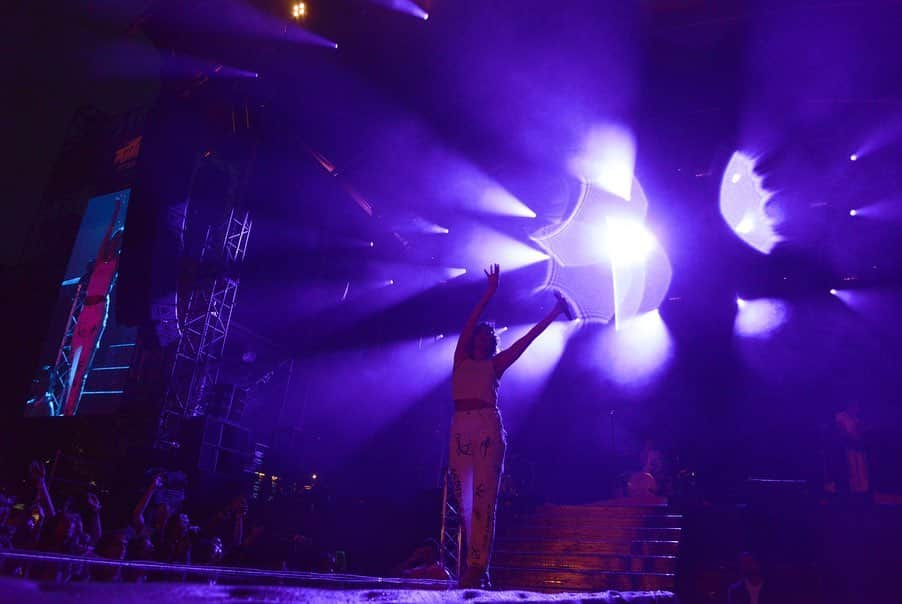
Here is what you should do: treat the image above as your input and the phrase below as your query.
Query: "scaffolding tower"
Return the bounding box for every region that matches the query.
[40,283,88,416]
[439,468,463,581]
[157,208,252,447]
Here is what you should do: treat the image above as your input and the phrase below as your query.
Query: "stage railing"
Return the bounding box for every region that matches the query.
[0,549,454,588]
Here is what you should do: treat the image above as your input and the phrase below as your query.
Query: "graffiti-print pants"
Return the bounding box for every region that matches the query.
[448,407,506,570]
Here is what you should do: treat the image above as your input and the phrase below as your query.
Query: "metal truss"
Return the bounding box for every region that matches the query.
[43,283,87,416]
[439,468,463,581]
[222,208,252,263]
[157,209,251,446]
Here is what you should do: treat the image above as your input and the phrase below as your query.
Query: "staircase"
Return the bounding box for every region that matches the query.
[491,501,681,592]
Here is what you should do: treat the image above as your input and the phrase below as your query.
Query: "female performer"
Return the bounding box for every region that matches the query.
[450,263,571,587]
[63,198,123,416]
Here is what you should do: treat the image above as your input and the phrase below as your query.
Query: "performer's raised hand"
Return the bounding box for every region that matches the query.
[484,264,500,297]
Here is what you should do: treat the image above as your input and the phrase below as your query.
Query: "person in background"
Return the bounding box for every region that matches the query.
[835,401,870,496]
[205,495,247,557]
[727,552,771,604]
[131,474,171,548]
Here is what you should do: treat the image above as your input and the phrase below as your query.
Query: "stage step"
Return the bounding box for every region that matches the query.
[493,551,677,573]
[498,524,681,542]
[491,566,676,592]
[495,537,680,557]
[503,504,682,527]
[491,502,683,593]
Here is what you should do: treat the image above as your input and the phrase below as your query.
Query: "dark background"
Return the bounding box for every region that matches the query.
[5,0,902,508]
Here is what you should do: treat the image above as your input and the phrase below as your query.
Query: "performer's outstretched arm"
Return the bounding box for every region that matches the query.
[492,293,569,376]
[454,264,499,365]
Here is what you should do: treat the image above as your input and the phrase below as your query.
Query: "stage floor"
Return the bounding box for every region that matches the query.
[0,550,675,602]
[3,578,676,603]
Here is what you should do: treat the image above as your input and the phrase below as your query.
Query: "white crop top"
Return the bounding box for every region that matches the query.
[452,359,499,405]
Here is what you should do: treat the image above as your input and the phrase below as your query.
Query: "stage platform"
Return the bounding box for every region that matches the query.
[0,551,676,603]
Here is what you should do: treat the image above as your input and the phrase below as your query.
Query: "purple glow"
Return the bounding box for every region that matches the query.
[734,298,789,338]
[831,289,853,305]
[846,199,902,220]
[719,152,781,254]
[593,311,672,387]
[224,1,337,48]
[464,225,548,270]
[532,180,671,325]
[829,288,902,322]
[532,181,648,268]
[504,322,571,383]
[367,0,429,20]
[478,185,537,218]
[300,335,458,463]
[568,124,637,201]
[854,116,902,159]
[404,216,451,234]
[850,153,858,162]
[502,322,574,412]
[94,44,258,79]
[333,263,465,317]
[605,216,657,267]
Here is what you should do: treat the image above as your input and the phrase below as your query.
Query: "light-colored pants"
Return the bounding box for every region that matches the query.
[448,407,506,570]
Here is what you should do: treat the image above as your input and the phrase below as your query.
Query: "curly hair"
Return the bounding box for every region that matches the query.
[469,322,499,357]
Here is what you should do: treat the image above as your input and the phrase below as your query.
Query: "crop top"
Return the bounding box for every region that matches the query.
[451,358,499,405]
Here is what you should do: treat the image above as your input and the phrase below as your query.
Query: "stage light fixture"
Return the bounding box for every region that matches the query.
[719,152,781,254]
[850,153,858,162]
[829,289,838,295]
[849,209,858,217]
[605,216,656,267]
[291,2,307,20]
